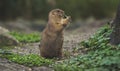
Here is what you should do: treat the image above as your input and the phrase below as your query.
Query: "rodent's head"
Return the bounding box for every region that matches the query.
[48,9,71,28]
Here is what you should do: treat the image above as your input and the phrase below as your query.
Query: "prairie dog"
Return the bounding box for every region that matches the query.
[39,9,71,58]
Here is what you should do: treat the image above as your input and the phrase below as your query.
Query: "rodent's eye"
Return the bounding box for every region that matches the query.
[57,10,60,13]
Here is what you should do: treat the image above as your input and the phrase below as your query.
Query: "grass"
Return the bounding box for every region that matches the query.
[7,54,52,67]
[1,25,120,71]
[0,31,52,67]
[9,31,41,43]
[53,24,120,71]
[0,52,52,67]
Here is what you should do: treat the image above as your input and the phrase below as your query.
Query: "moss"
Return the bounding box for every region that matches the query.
[53,25,120,71]
[9,31,41,43]
[1,53,52,67]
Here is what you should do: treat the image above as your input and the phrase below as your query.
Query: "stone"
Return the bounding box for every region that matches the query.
[0,26,19,46]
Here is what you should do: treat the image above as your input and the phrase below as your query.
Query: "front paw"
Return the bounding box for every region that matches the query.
[67,16,71,23]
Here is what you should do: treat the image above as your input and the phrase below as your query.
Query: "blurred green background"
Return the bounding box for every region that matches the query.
[0,0,119,32]
[0,0,119,20]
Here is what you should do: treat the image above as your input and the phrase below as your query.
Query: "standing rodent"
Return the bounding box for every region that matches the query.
[39,9,71,58]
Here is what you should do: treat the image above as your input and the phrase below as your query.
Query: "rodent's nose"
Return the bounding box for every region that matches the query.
[63,15,67,19]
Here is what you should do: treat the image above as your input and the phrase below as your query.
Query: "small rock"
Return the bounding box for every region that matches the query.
[0,26,9,34]
[32,66,54,71]
[0,26,19,46]
[0,58,30,71]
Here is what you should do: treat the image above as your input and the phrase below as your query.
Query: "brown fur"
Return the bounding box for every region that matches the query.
[39,9,71,58]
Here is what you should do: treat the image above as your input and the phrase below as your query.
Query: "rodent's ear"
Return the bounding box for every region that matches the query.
[51,11,56,15]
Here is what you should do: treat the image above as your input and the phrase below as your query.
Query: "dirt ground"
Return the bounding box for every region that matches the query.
[0,25,100,71]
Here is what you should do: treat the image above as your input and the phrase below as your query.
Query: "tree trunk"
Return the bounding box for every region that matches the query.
[0,0,7,20]
[110,4,120,45]
[24,0,32,20]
